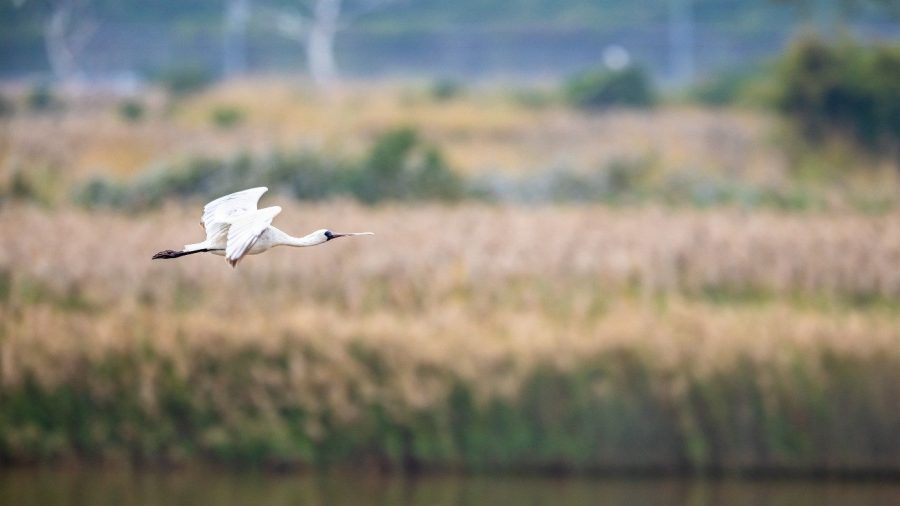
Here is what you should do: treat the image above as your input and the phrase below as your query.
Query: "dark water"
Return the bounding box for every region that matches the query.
[2,469,899,506]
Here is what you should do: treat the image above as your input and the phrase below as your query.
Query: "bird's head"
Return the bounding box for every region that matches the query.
[318,229,375,243]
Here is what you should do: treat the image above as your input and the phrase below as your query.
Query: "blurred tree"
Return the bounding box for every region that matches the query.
[774,36,900,158]
[267,0,408,90]
[223,0,251,77]
[668,0,695,86]
[43,0,96,82]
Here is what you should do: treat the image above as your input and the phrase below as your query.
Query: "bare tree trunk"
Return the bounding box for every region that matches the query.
[306,0,342,90]
[223,0,251,78]
[668,0,694,87]
[274,0,397,90]
[45,2,77,81]
[44,0,95,83]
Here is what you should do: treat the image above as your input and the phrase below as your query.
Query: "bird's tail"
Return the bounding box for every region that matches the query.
[152,248,209,260]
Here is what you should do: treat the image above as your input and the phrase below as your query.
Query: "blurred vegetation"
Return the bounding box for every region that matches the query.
[350,127,465,203]
[25,84,62,113]
[1,253,899,473]
[68,143,888,213]
[0,77,883,212]
[2,0,900,478]
[117,99,146,123]
[2,327,896,473]
[430,78,464,102]
[563,66,656,110]
[74,127,465,209]
[0,92,14,117]
[4,198,900,472]
[686,69,766,107]
[473,159,831,211]
[3,165,61,206]
[70,148,828,212]
[210,105,245,129]
[773,37,900,158]
[506,87,554,109]
[154,65,215,98]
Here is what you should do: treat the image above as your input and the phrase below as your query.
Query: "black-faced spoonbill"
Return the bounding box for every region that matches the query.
[152,187,373,267]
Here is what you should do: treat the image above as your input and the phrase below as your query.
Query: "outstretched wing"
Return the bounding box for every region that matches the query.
[225,206,282,267]
[201,187,268,244]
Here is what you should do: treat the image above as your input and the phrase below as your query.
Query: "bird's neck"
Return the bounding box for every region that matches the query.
[283,231,323,247]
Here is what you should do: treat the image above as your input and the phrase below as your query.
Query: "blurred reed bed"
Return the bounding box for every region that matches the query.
[1,203,900,473]
[5,203,900,305]
[1,81,787,182]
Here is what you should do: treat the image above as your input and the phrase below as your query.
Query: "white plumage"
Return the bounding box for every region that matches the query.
[153,187,373,267]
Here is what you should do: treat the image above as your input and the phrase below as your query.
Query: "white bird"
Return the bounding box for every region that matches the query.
[152,187,373,267]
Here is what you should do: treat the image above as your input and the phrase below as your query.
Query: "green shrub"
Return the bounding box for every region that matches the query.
[117,99,145,122]
[264,151,345,201]
[155,65,214,97]
[26,84,61,112]
[0,93,14,117]
[9,168,37,200]
[688,69,758,106]
[131,157,225,208]
[563,66,656,110]
[211,106,245,129]
[3,165,61,205]
[773,37,900,155]
[72,128,465,209]
[351,127,465,203]
[430,78,463,101]
[73,176,127,209]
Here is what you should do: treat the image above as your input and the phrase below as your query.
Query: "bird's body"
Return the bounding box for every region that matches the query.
[153,187,372,267]
[204,226,285,257]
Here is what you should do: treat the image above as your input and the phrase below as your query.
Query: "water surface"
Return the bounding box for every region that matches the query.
[2,469,899,506]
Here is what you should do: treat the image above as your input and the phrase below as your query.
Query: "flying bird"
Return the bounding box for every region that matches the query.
[152,187,373,267]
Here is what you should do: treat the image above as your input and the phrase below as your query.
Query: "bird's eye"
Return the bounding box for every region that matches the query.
[324,230,333,239]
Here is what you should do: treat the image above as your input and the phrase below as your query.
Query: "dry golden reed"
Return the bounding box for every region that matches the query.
[4,203,900,304]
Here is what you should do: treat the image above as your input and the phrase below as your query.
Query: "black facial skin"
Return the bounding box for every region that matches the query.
[324,230,334,241]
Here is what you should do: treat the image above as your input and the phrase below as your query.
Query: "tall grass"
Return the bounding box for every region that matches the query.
[1,204,900,473]
[5,204,900,304]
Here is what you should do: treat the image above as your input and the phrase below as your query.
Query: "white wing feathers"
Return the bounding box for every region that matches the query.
[224,206,282,267]
[200,187,268,243]
[189,187,279,266]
